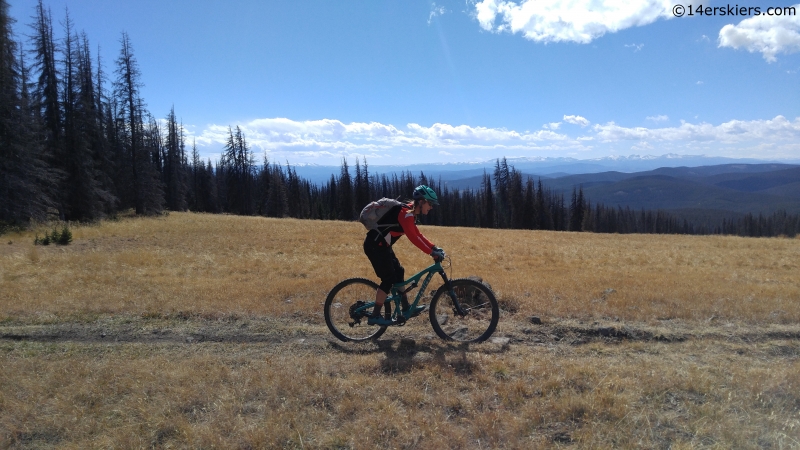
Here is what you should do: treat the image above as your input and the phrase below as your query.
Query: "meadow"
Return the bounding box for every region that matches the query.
[1,212,799,448]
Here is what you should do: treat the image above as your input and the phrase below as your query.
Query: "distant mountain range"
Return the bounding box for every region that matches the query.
[448,163,800,224]
[290,155,800,224]
[292,154,800,184]
[549,165,800,224]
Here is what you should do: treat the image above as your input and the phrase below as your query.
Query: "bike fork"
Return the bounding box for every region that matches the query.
[439,271,467,316]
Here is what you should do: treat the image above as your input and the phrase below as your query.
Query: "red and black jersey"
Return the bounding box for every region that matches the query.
[370,202,436,254]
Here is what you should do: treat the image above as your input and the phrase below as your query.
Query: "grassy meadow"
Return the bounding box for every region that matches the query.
[1,212,799,448]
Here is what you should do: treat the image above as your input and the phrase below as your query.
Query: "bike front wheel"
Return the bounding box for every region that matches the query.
[324,278,387,342]
[429,278,499,342]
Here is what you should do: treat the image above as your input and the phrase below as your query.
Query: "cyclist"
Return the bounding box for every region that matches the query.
[364,185,446,326]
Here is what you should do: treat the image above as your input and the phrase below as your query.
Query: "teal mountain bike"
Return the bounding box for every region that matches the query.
[324,257,499,342]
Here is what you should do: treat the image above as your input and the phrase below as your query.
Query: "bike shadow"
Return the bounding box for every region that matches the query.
[327,337,510,375]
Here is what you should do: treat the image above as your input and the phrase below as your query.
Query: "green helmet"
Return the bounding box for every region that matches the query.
[413,185,439,205]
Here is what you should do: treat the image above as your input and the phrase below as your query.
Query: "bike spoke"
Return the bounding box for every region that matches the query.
[430,279,499,342]
[324,278,387,342]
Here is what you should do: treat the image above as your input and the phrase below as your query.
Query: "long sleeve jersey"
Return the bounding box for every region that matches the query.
[371,203,436,254]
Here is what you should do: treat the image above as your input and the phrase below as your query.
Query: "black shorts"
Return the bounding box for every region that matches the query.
[363,234,404,294]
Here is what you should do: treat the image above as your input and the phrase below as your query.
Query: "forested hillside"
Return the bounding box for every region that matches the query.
[1,0,797,238]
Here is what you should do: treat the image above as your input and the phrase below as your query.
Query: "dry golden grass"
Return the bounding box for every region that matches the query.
[2,212,798,324]
[1,212,799,448]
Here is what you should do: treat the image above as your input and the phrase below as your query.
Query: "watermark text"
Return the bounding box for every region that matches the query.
[672,4,797,17]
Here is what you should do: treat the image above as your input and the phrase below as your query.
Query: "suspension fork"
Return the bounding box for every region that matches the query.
[439,270,467,317]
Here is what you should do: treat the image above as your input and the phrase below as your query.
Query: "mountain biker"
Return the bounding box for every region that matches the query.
[364,185,446,326]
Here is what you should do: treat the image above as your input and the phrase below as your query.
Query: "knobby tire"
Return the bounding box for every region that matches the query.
[429,278,499,342]
[324,278,387,342]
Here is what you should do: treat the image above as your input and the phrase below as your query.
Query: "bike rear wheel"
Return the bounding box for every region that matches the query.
[429,278,499,342]
[324,278,387,342]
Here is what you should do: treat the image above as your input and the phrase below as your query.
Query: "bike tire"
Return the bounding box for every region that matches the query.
[324,278,387,342]
[429,278,499,342]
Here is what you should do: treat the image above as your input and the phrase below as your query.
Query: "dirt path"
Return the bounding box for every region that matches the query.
[3,315,800,348]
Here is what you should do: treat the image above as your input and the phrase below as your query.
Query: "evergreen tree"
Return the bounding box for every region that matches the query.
[508,168,524,229]
[481,171,495,228]
[535,179,552,230]
[338,158,353,220]
[0,0,54,223]
[354,157,371,209]
[522,177,536,229]
[29,0,60,164]
[188,139,200,211]
[266,163,288,217]
[163,107,188,211]
[59,15,112,220]
[198,159,219,213]
[569,186,586,232]
[493,158,510,228]
[113,32,162,214]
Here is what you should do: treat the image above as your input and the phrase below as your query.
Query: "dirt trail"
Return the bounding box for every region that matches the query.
[3,315,800,347]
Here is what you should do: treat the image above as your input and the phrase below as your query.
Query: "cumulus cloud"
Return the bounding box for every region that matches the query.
[195,118,572,157]
[593,115,800,142]
[563,115,590,127]
[191,115,800,164]
[718,6,800,62]
[473,0,674,44]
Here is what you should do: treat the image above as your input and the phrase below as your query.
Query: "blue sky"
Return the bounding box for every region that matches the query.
[7,0,800,166]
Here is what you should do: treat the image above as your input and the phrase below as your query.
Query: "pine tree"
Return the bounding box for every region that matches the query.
[522,177,536,229]
[266,163,288,217]
[60,15,112,220]
[188,139,200,211]
[163,107,188,211]
[338,158,353,220]
[481,171,495,228]
[508,168,524,229]
[0,0,54,224]
[569,187,585,232]
[29,0,61,165]
[113,32,162,214]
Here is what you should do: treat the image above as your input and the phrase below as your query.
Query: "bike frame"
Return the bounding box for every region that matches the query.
[353,260,467,323]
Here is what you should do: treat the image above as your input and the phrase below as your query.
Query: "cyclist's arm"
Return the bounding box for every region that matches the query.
[398,209,435,254]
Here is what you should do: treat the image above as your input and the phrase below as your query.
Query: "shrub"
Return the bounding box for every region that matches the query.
[34,225,72,246]
[57,225,72,245]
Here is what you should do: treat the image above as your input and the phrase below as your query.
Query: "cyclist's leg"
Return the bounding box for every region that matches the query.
[389,252,408,309]
[364,239,401,322]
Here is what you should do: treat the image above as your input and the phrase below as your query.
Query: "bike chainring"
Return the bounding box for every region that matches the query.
[349,301,367,322]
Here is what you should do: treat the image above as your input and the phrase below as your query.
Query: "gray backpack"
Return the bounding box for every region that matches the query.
[359,198,404,231]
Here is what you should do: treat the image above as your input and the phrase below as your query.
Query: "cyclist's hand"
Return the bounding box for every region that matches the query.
[431,246,445,262]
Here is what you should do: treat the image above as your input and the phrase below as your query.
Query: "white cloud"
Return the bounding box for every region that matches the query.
[593,115,800,143]
[195,118,572,157]
[473,0,675,44]
[718,6,800,62]
[563,115,590,127]
[625,43,644,52]
[190,115,800,164]
[428,3,447,24]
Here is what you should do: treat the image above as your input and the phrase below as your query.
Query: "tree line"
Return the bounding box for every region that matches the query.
[2,0,797,239]
[1,0,174,224]
[131,145,800,239]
